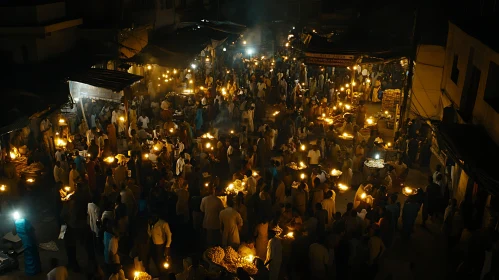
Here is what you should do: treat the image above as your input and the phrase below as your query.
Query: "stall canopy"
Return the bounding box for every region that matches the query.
[68,68,143,92]
[438,123,499,196]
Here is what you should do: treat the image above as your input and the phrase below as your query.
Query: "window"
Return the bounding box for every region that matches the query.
[451,55,459,84]
[459,66,480,122]
[484,61,499,113]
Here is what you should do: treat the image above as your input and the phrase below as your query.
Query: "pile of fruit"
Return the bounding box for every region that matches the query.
[205,246,257,275]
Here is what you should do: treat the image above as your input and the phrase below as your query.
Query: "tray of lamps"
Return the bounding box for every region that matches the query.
[225,179,246,195]
[364,158,385,169]
[204,246,257,275]
[317,114,334,125]
[286,161,307,171]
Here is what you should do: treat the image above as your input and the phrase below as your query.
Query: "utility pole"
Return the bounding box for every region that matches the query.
[400,6,419,131]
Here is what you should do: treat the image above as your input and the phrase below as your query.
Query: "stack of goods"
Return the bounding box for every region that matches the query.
[381,89,402,113]
[134,271,152,280]
[364,158,385,169]
[226,180,245,195]
[286,162,307,171]
[17,162,44,177]
[205,247,258,275]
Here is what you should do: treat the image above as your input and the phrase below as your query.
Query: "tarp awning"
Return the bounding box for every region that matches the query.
[127,44,198,68]
[68,68,143,92]
[438,124,499,195]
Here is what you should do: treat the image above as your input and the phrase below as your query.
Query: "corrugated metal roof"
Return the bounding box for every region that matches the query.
[68,68,143,92]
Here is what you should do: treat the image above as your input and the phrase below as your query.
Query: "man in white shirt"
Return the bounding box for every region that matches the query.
[321,190,336,225]
[138,114,150,129]
[245,170,257,195]
[147,213,172,274]
[54,149,63,162]
[308,145,321,168]
[200,187,224,246]
[176,153,185,176]
[68,163,80,189]
[266,229,282,280]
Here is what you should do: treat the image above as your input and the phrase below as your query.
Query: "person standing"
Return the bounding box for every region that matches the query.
[146,213,172,275]
[266,228,282,280]
[219,197,243,249]
[321,190,336,225]
[307,145,321,169]
[200,187,224,247]
[12,213,41,276]
[309,239,329,280]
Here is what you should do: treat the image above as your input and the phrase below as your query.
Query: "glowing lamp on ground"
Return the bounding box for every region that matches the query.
[366,118,374,125]
[173,69,177,74]
[230,130,234,134]
[286,232,294,238]
[12,211,21,220]
[300,145,306,151]
[331,169,342,177]
[64,186,71,192]
[366,79,371,83]
[300,173,305,180]
[253,171,258,177]
[385,111,389,115]
[104,157,115,163]
[338,183,349,191]
[340,87,345,91]
[345,84,350,87]
[26,178,35,183]
[134,271,140,278]
[206,143,211,149]
[205,183,209,187]
[402,186,418,196]
[205,57,210,62]
[0,185,6,192]
[360,192,367,200]
[200,86,204,90]
[147,65,152,70]
[228,184,234,190]
[285,42,289,47]
[273,111,279,116]
[163,262,170,269]
[352,82,357,86]
[154,146,159,151]
[223,48,227,51]
[345,104,351,110]
[191,64,197,69]
[246,254,255,263]
[342,132,348,137]
[374,154,380,160]
[169,128,174,133]
[119,116,125,122]
[255,62,258,66]
[387,142,392,148]
[299,161,305,168]
[58,119,65,124]
[9,151,16,159]
[353,66,357,70]
[322,113,326,117]
[333,106,337,110]
[189,80,193,84]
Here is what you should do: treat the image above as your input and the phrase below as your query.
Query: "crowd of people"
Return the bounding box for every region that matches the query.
[2,48,498,280]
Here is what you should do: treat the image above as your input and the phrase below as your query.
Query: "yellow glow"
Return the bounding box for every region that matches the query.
[206,143,211,148]
[58,119,65,124]
[169,128,174,133]
[134,271,140,277]
[230,130,234,134]
[9,151,16,159]
[387,142,392,147]
[163,262,169,269]
[338,183,349,191]
[246,254,255,262]
[385,110,389,115]
[0,185,6,192]
[261,56,265,59]
[366,78,371,83]
[200,86,204,90]
[26,178,35,183]
[360,192,367,199]
[147,65,152,70]
[189,80,193,84]
[87,153,91,157]
[154,146,159,151]
[173,69,177,74]
[322,113,326,117]
[286,232,294,238]
[144,153,149,159]
[243,40,247,45]
[253,171,258,177]
[205,57,210,62]
[345,104,351,110]
[64,186,71,192]
[273,111,279,116]
[404,187,413,194]
[339,102,343,106]
[340,87,344,91]
[299,161,305,167]
[119,116,125,122]
[333,106,337,110]
[300,145,306,151]
[255,62,258,65]
[345,84,350,87]
[353,66,357,70]
[56,138,67,147]
[352,82,356,86]
[285,42,289,47]
[300,173,305,180]
[331,169,342,176]
[293,58,296,61]
[104,156,115,163]
[228,184,234,190]
[366,118,374,125]
[205,183,209,187]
